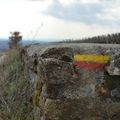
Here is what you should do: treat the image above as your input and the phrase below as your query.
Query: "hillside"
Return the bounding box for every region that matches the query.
[0,39,59,51]
[60,33,120,44]
[0,40,9,51]
[1,32,120,51]
[0,40,37,51]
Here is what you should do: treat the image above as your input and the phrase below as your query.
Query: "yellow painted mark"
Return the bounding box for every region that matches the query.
[74,54,110,64]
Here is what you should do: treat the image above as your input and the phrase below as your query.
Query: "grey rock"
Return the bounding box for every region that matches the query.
[22,43,120,120]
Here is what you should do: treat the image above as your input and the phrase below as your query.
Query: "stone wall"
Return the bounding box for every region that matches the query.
[21,44,120,120]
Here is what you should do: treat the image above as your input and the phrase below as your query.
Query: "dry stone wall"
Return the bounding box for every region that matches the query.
[22,44,120,120]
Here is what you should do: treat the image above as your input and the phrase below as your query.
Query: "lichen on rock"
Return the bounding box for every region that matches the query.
[22,44,120,120]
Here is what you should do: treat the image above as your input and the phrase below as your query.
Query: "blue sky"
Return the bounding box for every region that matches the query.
[0,0,120,40]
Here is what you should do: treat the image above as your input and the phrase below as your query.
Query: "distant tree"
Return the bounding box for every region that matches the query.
[9,31,22,49]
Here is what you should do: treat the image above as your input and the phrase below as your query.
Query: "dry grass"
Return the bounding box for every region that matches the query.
[0,49,34,120]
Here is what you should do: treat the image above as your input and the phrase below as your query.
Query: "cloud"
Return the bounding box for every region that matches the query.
[0,0,120,39]
[27,0,47,1]
[43,0,120,26]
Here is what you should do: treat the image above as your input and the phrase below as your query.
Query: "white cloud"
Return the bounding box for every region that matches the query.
[96,1,120,24]
[0,0,48,39]
[31,16,120,39]
[80,0,100,4]
[0,0,120,40]
[57,0,101,4]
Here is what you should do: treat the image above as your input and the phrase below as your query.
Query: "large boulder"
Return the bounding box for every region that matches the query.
[22,43,120,120]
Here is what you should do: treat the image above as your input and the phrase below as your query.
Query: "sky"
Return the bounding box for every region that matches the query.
[0,0,120,41]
